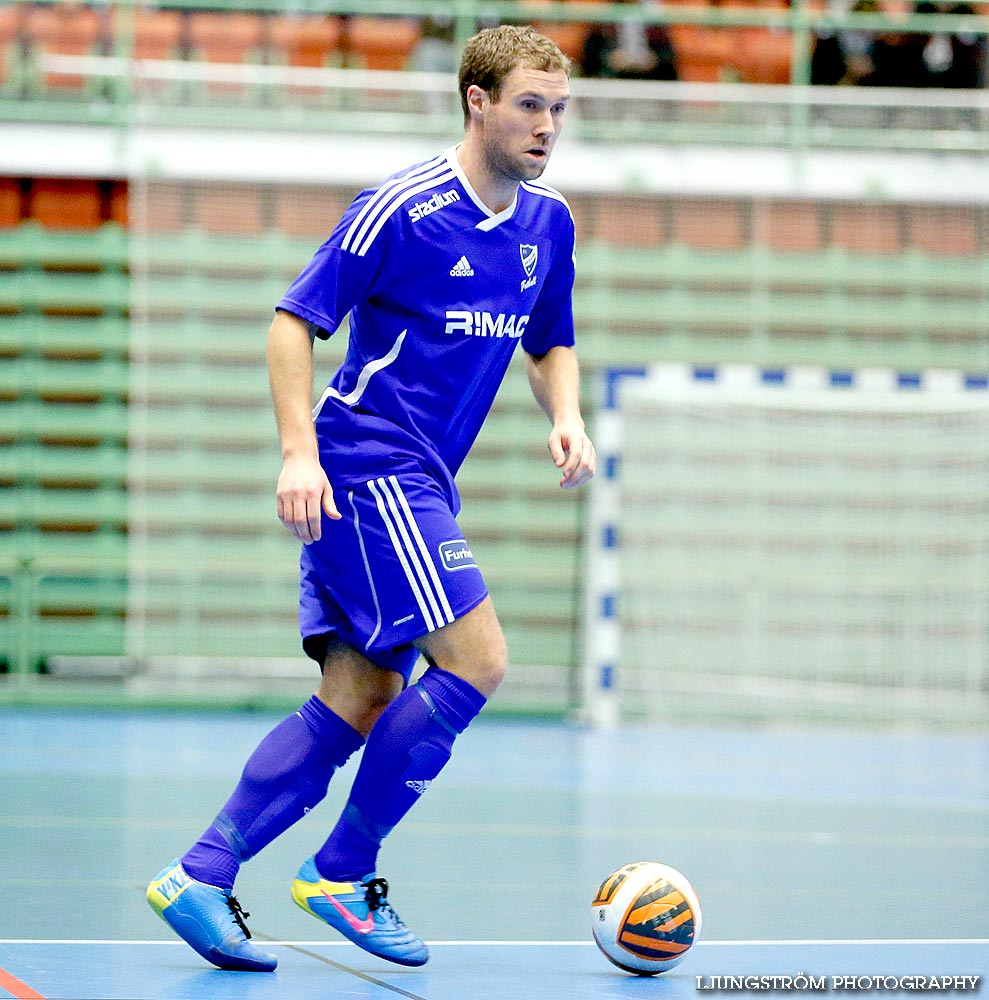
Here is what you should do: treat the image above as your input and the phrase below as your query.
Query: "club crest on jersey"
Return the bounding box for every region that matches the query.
[520,243,538,291]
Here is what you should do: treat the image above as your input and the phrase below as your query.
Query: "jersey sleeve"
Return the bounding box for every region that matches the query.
[521,216,576,357]
[275,190,390,340]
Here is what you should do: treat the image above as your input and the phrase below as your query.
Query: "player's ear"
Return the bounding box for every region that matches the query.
[466,84,487,120]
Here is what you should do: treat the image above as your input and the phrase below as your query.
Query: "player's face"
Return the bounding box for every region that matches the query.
[480,65,570,184]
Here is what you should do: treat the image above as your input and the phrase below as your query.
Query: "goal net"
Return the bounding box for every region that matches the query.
[583,364,989,728]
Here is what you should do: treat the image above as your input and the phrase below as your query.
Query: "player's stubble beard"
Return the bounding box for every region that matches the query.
[482,131,553,188]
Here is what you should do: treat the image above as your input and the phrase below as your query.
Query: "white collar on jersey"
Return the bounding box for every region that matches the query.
[445,145,518,231]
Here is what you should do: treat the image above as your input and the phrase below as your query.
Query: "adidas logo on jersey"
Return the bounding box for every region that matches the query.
[405,779,432,795]
[450,256,474,277]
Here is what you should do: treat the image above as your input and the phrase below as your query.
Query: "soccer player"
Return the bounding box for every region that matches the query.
[147,24,595,972]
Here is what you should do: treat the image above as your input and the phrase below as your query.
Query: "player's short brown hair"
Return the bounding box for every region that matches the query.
[458,25,570,124]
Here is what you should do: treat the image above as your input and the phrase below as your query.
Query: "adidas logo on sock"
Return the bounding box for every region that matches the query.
[450,256,474,277]
[405,779,432,795]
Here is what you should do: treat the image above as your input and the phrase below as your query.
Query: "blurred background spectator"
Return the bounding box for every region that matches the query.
[409,15,458,74]
[916,2,985,88]
[813,0,986,88]
[581,0,679,81]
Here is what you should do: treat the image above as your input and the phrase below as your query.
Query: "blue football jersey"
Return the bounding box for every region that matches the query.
[276,146,576,512]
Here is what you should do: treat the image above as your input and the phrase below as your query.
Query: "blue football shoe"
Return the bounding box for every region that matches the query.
[291,856,429,967]
[147,859,277,972]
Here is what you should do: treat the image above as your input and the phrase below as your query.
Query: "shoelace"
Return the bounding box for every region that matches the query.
[226,894,253,940]
[363,877,402,924]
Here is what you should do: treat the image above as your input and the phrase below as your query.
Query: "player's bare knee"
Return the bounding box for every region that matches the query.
[317,643,403,736]
[482,633,509,693]
[454,635,508,698]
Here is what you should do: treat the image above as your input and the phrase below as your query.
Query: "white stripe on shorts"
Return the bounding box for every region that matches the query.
[367,477,437,631]
[348,489,382,651]
[376,476,453,631]
[367,476,454,633]
[385,475,455,624]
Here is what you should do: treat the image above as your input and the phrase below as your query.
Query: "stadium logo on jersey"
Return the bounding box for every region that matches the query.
[439,539,478,572]
[444,311,529,339]
[408,188,461,222]
[450,256,474,277]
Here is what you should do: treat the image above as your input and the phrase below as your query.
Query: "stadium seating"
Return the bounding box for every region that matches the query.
[0,176,19,227]
[0,179,131,675]
[24,4,104,94]
[0,2,22,93]
[2,168,988,687]
[13,2,982,103]
[907,205,981,257]
[274,186,350,239]
[194,183,267,236]
[270,14,343,71]
[110,7,183,62]
[531,19,591,63]
[667,24,733,82]
[731,26,792,84]
[187,11,264,97]
[28,179,102,230]
[346,17,421,71]
[756,200,824,253]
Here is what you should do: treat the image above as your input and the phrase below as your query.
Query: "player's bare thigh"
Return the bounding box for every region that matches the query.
[317,599,507,731]
[316,639,404,738]
[416,596,507,698]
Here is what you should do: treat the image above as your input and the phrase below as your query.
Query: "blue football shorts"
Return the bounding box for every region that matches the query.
[298,471,489,681]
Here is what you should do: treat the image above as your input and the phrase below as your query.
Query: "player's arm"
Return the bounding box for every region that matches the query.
[267,309,340,544]
[525,345,596,490]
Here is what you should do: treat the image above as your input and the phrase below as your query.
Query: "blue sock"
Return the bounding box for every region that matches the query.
[181,695,364,891]
[314,667,486,881]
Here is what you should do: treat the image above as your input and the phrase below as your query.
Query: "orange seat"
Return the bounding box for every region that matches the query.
[908,205,981,258]
[532,20,592,63]
[719,0,791,8]
[188,11,263,64]
[674,199,746,250]
[668,24,733,82]
[188,11,263,95]
[29,179,102,230]
[732,27,793,84]
[594,198,666,247]
[881,0,912,16]
[757,201,823,253]
[196,184,266,236]
[0,3,23,88]
[274,186,349,239]
[110,8,184,62]
[270,15,343,70]
[108,180,128,228]
[830,204,904,255]
[136,183,187,234]
[346,17,421,71]
[25,5,104,91]
[0,177,21,228]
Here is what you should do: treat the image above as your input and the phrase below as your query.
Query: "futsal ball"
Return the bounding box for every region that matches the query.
[591,861,702,976]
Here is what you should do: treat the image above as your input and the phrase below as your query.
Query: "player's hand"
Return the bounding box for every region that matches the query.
[276,454,340,544]
[548,421,596,490]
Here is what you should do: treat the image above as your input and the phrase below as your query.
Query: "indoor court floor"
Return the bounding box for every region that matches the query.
[1,708,986,1000]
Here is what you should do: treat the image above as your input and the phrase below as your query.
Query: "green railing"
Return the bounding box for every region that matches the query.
[2,192,987,705]
[3,0,989,152]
